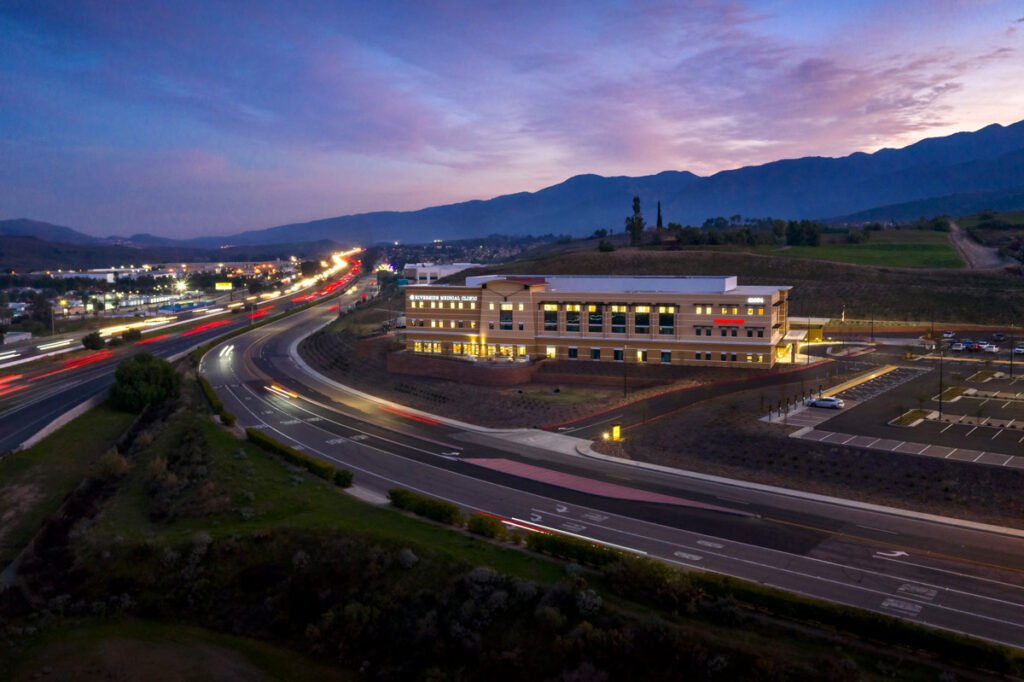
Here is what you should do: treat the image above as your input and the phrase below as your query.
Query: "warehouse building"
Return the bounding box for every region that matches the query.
[403,274,795,368]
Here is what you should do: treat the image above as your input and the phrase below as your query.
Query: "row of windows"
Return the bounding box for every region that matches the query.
[411,300,478,310]
[695,304,766,316]
[409,319,478,329]
[694,326,766,338]
[545,347,767,364]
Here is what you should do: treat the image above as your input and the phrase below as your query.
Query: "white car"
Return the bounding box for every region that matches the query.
[982,344,999,353]
[807,396,845,409]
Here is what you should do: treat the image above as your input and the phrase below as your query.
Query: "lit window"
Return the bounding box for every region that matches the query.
[546,346,557,359]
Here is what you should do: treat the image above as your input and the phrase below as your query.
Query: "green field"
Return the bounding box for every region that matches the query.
[0,404,135,567]
[755,231,963,268]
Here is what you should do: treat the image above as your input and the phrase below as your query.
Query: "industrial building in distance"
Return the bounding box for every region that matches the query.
[403,274,798,368]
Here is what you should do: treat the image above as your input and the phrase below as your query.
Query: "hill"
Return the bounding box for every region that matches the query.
[0,218,103,245]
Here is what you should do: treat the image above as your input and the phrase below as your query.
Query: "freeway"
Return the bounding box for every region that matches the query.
[0,259,362,454]
[201,296,1024,649]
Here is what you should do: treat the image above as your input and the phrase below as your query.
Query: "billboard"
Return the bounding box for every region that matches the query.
[215,282,233,291]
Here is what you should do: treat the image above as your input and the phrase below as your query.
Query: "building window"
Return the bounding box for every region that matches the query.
[661,350,671,364]
[613,348,624,362]
[568,347,578,359]
[636,349,647,363]
[565,304,581,332]
[590,348,600,360]
[543,304,558,332]
[634,306,650,334]
[610,305,626,333]
[658,306,674,335]
[545,346,557,359]
[588,304,603,333]
[499,308,513,331]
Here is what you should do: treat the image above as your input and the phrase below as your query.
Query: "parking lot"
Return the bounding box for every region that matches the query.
[790,365,1024,466]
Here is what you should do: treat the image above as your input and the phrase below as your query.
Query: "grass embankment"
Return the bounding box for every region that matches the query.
[0,618,352,681]
[458,246,1023,323]
[757,233,963,269]
[0,405,135,568]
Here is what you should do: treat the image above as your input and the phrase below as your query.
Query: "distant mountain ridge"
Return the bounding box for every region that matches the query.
[7,119,1024,245]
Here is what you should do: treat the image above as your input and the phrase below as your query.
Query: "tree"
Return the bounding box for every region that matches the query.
[82,331,106,350]
[108,352,181,412]
[625,195,645,246]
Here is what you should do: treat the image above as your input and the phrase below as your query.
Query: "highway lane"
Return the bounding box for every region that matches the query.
[201,299,1024,648]
[0,263,363,454]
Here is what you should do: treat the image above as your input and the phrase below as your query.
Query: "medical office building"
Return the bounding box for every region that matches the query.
[403,274,796,369]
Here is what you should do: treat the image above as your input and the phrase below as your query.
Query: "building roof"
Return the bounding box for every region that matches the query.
[464,274,790,295]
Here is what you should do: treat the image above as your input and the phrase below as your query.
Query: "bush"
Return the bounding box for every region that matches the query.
[82,331,106,350]
[333,468,353,488]
[108,352,181,412]
[467,513,506,539]
[525,531,620,567]
[245,427,352,487]
[388,488,463,526]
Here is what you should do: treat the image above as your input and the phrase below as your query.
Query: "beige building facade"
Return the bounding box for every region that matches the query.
[403,275,793,369]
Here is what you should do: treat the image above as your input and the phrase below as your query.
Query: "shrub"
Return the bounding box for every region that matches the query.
[245,428,352,487]
[388,488,463,526]
[525,531,620,567]
[82,331,106,350]
[467,513,506,539]
[108,352,181,412]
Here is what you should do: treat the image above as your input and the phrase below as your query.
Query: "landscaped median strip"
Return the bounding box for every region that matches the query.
[820,364,899,398]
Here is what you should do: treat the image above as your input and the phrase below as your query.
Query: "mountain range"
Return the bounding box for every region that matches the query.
[4,119,1024,249]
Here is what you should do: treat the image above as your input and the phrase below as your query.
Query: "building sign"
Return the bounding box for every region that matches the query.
[746,296,765,304]
[408,294,479,302]
[215,282,233,291]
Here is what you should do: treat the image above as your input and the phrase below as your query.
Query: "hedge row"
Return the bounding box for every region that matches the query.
[525,530,622,567]
[388,488,463,526]
[467,513,506,539]
[197,375,236,427]
[245,427,353,489]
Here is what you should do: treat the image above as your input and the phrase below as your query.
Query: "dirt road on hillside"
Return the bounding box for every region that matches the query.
[948,219,1010,269]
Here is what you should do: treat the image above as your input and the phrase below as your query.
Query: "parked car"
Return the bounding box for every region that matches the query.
[982,344,1000,353]
[807,396,845,409]
[942,330,956,338]
[951,343,965,351]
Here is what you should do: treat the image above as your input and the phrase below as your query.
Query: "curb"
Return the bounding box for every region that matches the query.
[574,442,1024,539]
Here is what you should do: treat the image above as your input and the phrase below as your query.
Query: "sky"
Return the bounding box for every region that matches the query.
[1,1,1023,239]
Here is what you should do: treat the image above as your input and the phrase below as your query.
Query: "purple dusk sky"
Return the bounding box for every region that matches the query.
[2,1,1023,238]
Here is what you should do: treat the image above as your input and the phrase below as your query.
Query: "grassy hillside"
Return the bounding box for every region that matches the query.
[456,246,1023,324]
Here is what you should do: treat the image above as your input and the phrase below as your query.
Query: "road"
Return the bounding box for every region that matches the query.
[200,297,1024,649]
[0,263,362,454]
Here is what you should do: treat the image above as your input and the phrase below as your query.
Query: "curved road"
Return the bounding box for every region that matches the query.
[201,296,1024,649]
